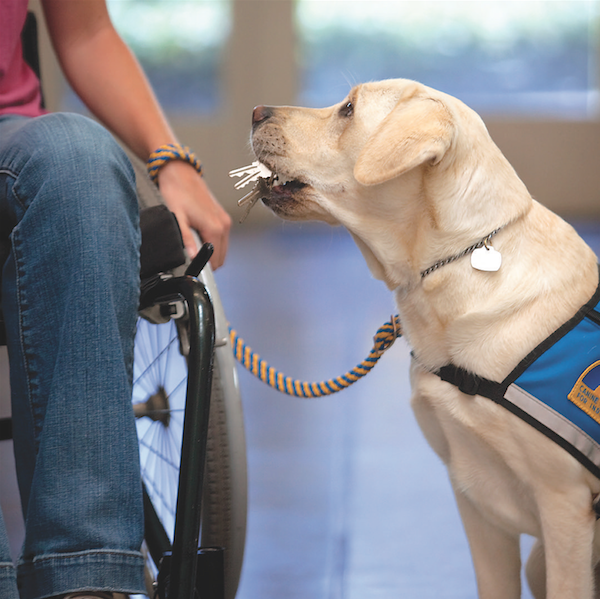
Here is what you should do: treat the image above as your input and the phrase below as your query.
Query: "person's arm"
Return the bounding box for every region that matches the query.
[40,0,231,267]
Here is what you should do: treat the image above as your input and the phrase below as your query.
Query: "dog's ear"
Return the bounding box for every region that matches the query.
[354,97,454,186]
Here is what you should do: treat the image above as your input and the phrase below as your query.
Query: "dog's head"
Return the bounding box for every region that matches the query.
[250,79,530,289]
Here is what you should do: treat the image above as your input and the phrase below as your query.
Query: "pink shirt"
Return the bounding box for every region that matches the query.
[0,0,46,117]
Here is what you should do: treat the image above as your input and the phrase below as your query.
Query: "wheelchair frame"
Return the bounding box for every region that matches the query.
[139,245,218,599]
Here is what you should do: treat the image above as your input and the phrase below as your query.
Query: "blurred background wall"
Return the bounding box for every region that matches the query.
[29,0,600,225]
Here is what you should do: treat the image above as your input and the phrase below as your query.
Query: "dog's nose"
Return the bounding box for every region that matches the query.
[252,105,274,127]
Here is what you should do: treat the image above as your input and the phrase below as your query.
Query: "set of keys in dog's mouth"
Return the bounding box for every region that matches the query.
[228,161,274,222]
[228,161,502,272]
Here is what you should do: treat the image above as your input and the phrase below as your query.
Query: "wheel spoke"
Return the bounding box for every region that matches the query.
[133,317,187,549]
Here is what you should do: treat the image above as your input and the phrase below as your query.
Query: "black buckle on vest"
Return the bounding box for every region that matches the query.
[438,366,481,396]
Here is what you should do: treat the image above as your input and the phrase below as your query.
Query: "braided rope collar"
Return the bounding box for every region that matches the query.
[420,226,505,279]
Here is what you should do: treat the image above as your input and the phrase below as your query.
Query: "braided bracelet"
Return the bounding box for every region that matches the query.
[147,143,203,185]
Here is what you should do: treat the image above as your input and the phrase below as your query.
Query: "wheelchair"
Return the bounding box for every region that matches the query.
[0,168,247,599]
[0,15,247,597]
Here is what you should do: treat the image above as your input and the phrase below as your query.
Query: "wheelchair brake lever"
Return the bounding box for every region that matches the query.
[185,242,214,278]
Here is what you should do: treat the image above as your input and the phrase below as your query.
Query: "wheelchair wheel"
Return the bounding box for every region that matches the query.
[132,267,247,599]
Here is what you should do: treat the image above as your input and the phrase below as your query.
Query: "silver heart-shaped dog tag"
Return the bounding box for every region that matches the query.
[471,245,502,272]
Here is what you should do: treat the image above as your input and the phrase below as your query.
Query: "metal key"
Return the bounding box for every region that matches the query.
[236,175,275,223]
[229,161,273,190]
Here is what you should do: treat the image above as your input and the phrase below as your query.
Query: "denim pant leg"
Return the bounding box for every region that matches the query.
[0,113,145,599]
[0,509,18,599]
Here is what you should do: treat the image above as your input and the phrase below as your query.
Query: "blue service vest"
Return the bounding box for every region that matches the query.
[436,273,600,480]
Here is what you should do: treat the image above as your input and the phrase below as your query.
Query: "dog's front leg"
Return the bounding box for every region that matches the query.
[453,489,522,599]
[535,491,596,599]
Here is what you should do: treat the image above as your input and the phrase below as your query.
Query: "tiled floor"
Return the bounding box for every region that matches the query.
[1,220,599,598]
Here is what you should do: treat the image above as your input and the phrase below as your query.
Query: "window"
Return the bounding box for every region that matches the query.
[296,0,598,119]
[107,0,232,113]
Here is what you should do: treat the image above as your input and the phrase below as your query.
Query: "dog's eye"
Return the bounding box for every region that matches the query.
[339,101,354,118]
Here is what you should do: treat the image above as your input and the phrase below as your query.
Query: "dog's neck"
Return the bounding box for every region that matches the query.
[400,204,597,378]
[420,225,505,279]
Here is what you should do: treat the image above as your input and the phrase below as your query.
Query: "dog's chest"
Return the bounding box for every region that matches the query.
[437,291,600,482]
[412,377,542,535]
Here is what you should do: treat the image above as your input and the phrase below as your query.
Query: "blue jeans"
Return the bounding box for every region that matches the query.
[0,113,145,599]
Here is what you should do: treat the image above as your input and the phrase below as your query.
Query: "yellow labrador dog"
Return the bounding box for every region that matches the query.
[248,79,600,599]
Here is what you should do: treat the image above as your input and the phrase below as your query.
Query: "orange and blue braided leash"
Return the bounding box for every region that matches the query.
[228,315,402,397]
[146,146,401,397]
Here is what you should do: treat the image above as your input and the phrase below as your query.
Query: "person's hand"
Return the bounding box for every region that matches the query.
[157,160,231,270]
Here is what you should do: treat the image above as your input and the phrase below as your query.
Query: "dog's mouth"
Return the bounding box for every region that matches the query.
[268,174,308,200]
[231,160,345,226]
[230,161,311,221]
[260,172,311,220]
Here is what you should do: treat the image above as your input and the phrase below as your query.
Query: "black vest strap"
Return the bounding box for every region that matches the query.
[436,365,506,399]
